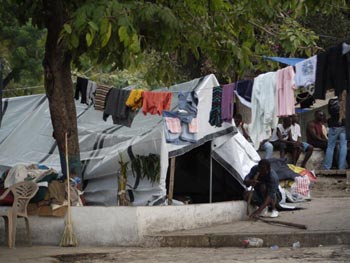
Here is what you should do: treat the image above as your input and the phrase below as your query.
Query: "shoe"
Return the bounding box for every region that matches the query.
[261,207,268,217]
[270,210,279,218]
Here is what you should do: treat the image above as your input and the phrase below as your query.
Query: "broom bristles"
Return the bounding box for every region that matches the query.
[59,132,78,247]
[60,222,78,247]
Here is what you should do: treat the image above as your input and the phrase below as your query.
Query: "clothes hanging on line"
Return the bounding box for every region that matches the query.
[74,76,89,104]
[86,80,97,106]
[142,91,172,115]
[94,84,112,111]
[294,55,317,87]
[250,71,277,150]
[235,80,254,103]
[221,83,235,123]
[162,110,198,144]
[209,86,223,127]
[103,88,137,127]
[276,66,296,116]
[125,89,143,111]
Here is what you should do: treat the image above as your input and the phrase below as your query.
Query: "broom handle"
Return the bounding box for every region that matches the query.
[65,132,71,225]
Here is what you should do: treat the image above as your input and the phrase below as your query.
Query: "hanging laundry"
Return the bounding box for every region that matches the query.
[74,76,89,104]
[250,72,277,150]
[126,89,143,111]
[188,118,198,133]
[235,80,254,102]
[276,66,296,116]
[178,91,198,117]
[103,88,137,127]
[164,117,181,133]
[86,80,97,106]
[221,83,235,123]
[294,55,317,87]
[209,86,223,127]
[163,111,197,144]
[142,91,172,115]
[94,84,112,111]
[315,43,349,99]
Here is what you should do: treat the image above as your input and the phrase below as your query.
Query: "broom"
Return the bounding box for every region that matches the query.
[59,132,78,247]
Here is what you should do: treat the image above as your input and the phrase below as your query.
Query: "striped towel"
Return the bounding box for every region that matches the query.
[94,84,112,111]
[209,86,223,127]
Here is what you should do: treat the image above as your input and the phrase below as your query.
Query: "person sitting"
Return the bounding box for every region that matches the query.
[234,114,273,159]
[306,110,328,151]
[244,159,279,218]
[234,113,252,142]
[323,99,347,170]
[290,114,314,168]
[269,116,300,164]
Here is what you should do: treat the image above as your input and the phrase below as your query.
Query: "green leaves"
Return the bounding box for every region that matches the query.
[63,23,72,34]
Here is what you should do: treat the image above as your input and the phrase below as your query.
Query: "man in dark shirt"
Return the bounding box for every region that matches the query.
[306,110,328,150]
[244,159,279,218]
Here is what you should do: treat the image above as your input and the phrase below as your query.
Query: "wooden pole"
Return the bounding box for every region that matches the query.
[168,157,176,205]
[257,217,307,230]
[209,143,213,203]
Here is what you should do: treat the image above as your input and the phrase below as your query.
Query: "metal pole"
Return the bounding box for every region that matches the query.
[209,142,213,203]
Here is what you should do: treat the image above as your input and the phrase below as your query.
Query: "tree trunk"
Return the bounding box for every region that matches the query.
[43,0,81,179]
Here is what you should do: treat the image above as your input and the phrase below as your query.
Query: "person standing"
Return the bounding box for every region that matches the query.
[323,99,347,170]
[290,114,314,168]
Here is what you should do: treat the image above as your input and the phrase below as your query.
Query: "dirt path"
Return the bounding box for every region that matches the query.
[311,175,350,198]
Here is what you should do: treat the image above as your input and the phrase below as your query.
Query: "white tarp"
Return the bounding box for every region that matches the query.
[0,74,258,205]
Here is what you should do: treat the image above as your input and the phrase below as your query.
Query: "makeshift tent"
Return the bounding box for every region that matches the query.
[0,74,260,206]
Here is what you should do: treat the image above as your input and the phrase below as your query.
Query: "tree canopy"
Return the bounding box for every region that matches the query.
[1,0,349,179]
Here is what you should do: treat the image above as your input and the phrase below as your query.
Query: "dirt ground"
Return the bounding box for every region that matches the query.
[311,175,350,198]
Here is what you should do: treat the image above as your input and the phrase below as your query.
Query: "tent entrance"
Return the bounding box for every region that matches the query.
[166,141,244,204]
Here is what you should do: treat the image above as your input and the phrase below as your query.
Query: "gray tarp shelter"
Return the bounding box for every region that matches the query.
[0,74,260,205]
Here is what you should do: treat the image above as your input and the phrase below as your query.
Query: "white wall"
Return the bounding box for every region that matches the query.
[0,201,247,246]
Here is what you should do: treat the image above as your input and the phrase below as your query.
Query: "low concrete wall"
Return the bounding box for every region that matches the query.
[0,201,247,247]
[258,148,325,171]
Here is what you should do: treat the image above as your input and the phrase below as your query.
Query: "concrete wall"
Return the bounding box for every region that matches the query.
[0,201,247,247]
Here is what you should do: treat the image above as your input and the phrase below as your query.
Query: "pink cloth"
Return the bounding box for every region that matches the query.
[276,66,296,116]
[165,117,181,133]
[142,91,172,115]
[294,176,310,197]
[188,118,198,133]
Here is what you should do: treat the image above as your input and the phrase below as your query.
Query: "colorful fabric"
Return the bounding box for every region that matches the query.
[126,89,143,111]
[292,176,310,197]
[188,118,198,133]
[209,86,223,127]
[142,91,172,115]
[276,66,296,116]
[94,84,112,111]
[164,117,181,133]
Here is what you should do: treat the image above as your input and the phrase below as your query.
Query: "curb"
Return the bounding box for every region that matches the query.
[147,230,350,248]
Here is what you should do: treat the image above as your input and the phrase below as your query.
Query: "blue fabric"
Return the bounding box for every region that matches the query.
[263,56,306,66]
[162,111,197,144]
[178,91,198,116]
[324,126,347,170]
[235,80,253,102]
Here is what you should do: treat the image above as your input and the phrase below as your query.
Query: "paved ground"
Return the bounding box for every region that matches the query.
[151,196,350,247]
[1,245,350,262]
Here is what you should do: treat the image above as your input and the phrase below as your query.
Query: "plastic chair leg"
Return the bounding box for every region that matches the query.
[24,217,32,246]
[3,217,9,246]
[9,214,17,248]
